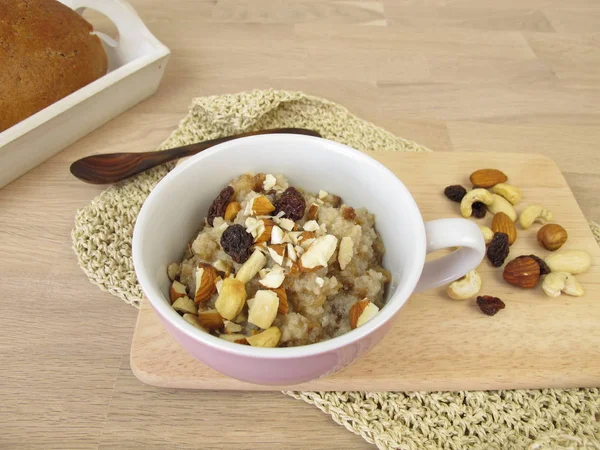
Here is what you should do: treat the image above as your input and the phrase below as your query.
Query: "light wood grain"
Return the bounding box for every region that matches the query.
[131,152,600,391]
[2,0,600,447]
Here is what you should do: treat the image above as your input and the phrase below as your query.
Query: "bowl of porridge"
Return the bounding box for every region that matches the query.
[132,134,484,385]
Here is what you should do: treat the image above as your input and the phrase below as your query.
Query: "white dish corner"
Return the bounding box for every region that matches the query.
[0,0,171,189]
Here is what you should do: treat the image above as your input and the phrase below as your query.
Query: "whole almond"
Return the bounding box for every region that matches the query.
[491,212,517,245]
[470,169,508,188]
[503,256,541,289]
[537,224,568,251]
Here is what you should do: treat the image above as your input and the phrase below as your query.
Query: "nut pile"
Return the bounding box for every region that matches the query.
[167,173,389,347]
[444,168,593,316]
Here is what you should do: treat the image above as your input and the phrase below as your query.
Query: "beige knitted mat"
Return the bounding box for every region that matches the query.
[72,89,600,450]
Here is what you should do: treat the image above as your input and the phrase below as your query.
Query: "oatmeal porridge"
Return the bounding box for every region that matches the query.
[166,173,390,348]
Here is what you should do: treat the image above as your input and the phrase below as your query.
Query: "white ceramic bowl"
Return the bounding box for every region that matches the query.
[133,134,484,385]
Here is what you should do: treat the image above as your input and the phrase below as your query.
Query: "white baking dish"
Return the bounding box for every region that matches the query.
[0,0,170,188]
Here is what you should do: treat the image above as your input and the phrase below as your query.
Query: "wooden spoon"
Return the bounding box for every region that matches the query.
[70,128,322,184]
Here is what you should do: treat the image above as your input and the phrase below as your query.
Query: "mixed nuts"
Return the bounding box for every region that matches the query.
[443,167,593,316]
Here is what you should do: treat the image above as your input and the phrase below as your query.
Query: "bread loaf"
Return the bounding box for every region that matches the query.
[0,0,108,132]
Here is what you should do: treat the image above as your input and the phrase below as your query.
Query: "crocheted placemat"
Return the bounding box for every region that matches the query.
[72,89,600,450]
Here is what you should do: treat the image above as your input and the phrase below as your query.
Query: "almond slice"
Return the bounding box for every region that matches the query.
[219,333,248,343]
[349,299,379,329]
[224,320,244,334]
[271,286,288,314]
[303,220,319,232]
[182,313,207,331]
[287,243,297,262]
[248,290,280,329]
[270,225,285,244]
[263,174,277,191]
[215,278,247,320]
[300,234,338,270]
[255,219,275,244]
[172,296,197,315]
[279,218,295,231]
[169,280,187,304]
[224,201,242,221]
[213,260,231,277]
[167,263,180,282]
[287,231,302,245]
[246,326,281,347]
[197,309,224,330]
[245,217,265,239]
[268,243,286,265]
[338,236,354,270]
[194,263,217,304]
[306,203,320,221]
[318,190,328,199]
[236,249,268,283]
[252,195,276,215]
[259,265,285,289]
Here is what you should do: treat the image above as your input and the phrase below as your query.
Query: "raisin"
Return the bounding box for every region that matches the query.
[276,187,306,221]
[207,186,234,226]
[220,224,253,263]
[525,254,551,275]
[444,185,467,203]
[477,295,505,316]
[471,202,487,218]
[487,232,509,267]
[342,206,356,221]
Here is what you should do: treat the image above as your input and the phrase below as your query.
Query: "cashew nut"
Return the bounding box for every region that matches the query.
[519,204,553,229]
[491,183,522,205]
[479,226,494,244]
[460,189,493,218]
[447,270,482,300]
[487,194,517,221]
[542,272,584,297]
[544,250,592,275]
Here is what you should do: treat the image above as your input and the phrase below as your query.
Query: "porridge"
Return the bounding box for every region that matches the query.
[166,173,390,348]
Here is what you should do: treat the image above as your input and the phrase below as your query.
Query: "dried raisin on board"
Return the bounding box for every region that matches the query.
[471,202,487,218]
[207,186,234,226]
[444,185,467,203]
[220,224,253,263]
[276,187,306,221]
[487,232,509,267]
[525,254,551,275]
[477,295,505,316]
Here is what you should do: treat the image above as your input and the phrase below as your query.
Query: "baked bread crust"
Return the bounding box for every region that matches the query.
[0,0,108,132]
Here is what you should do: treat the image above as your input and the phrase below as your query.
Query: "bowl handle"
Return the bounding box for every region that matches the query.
[413,218,486,293]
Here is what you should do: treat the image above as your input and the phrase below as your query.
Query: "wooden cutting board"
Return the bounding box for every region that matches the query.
[130,152,600,391]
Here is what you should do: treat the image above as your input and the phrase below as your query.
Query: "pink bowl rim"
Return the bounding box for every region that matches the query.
[133,134,426,359]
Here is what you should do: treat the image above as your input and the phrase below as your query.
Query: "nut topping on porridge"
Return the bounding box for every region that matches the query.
[167,173,389,347]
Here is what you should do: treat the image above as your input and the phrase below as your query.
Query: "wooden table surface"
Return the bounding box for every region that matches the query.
[1,1,599,448]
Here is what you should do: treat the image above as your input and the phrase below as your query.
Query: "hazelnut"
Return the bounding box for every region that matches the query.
[537,224,567,251]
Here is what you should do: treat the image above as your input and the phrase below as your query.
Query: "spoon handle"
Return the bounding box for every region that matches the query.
[70,128,322,184]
